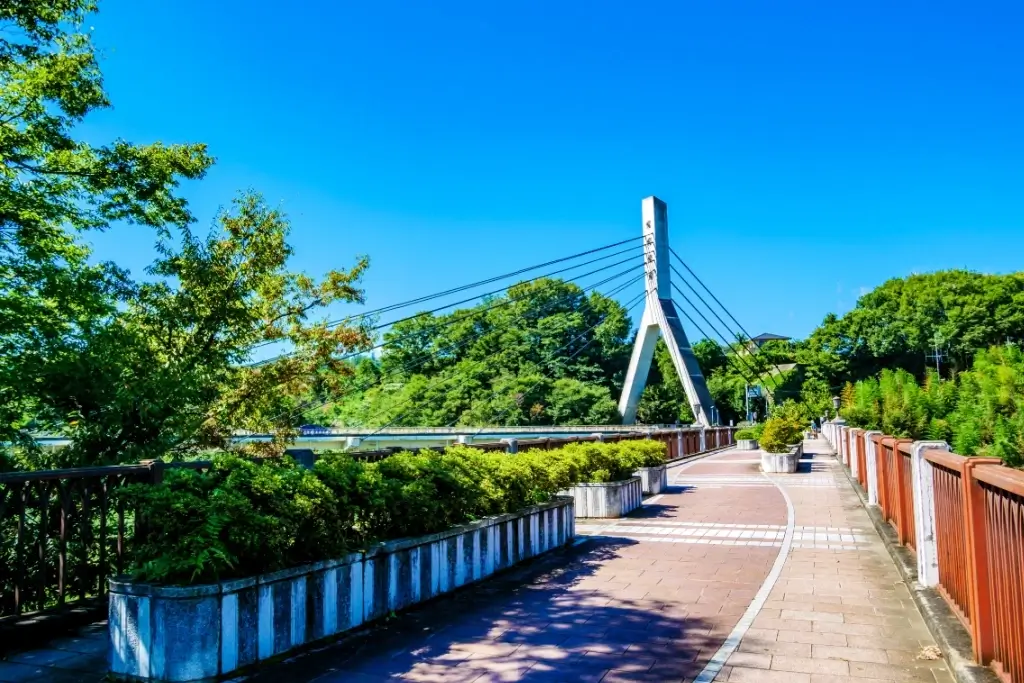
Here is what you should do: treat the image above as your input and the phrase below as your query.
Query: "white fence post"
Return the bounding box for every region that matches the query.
[849,428,861,481]
[861,431,883,505]
[910,440,950,587]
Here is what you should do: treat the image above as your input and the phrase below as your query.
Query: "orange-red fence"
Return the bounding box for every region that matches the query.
[856,432,867,488]
[825,422,1024,683]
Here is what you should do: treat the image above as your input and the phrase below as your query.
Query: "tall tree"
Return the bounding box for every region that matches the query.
[1,3,372,468]
[798,270,1024,387]
[0,0,210,451]
[26,194,370,467]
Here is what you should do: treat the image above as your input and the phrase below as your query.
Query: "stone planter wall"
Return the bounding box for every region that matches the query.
[635,465,668,495]
[761,443,803,474]
[736,439,759,451]
[109,498,575,682]
[563,477,642,518]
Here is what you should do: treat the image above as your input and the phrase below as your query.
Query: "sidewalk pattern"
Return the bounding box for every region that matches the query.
[248,440,954,682]
[2,441,955,683]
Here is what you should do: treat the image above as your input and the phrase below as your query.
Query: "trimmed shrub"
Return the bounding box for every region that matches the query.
[734,428,756,440]
[759,416,803,453]
[123,439,668,585]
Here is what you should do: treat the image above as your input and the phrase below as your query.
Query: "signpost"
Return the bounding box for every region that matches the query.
[745,384,761,422]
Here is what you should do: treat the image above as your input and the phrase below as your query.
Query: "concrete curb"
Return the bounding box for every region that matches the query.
[831,445,1000,683]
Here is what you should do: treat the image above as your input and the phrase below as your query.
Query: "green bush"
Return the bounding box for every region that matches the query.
[123,439,668,585]
[759,416,803,453]
[616,440,667,468]
[734,428,756,440]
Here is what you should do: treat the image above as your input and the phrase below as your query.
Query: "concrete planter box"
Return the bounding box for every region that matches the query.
[563,477,642,518]
[736,439,759,451]
[761,443,803,474]
[109,498,574,682]
[635,465,668,495]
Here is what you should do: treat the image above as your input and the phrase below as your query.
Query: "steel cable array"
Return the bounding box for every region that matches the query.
[273,241,648,427]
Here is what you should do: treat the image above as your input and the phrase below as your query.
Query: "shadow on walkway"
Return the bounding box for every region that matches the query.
[250,538,724,682]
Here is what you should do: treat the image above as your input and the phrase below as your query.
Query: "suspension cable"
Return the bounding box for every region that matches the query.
[670,246,789,385]
[278,268,648,426]
[361,280,645,436]
[251,251,644,367]
[250,236,643,352]
[670,281,778,390]
[669,292,761,388]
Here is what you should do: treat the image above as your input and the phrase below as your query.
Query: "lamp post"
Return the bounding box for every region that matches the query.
[831,396,846,425]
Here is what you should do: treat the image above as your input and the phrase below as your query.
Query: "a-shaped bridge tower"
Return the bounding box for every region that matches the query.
[617,196,717,426]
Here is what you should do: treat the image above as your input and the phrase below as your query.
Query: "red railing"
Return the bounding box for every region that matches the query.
[830,424,1024,683]
[879,437,899,529]
[971,465,1024,683]
[856,432,868,488]
[897,442,917,550]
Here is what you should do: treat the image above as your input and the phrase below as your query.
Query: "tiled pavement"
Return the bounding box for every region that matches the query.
[247,440,954,682]
[4,440,954,682]
[0,621,107,682]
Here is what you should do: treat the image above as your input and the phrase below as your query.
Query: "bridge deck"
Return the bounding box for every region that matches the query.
[245,440,953,682]
[1,441,954,682]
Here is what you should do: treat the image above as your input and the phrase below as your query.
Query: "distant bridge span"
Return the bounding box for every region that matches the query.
[31,424,715,452]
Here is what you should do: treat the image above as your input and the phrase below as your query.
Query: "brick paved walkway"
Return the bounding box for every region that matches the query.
[250,440,954,682]
[3,440,954,683]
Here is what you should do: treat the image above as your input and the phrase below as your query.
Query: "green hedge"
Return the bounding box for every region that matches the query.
[121,439,666,585]
[759,415,803,453]
[734,428,756,440]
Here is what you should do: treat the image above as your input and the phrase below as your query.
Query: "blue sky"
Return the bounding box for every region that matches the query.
[82,0,1024,342]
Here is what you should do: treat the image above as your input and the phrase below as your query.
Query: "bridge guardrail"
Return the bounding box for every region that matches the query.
[824,420,1024,683]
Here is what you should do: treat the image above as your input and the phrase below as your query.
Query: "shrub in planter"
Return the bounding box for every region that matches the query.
[616,440,666,468]
[759,416,803,454]
[121,439,668,587]
[121,454,348,585]
[734,428,757,440]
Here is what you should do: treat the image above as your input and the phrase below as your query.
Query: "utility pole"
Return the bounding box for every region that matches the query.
[745,382,750,423]
[926,332,947,375]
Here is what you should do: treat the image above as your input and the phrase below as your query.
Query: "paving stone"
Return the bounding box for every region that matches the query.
[15,440,941,683]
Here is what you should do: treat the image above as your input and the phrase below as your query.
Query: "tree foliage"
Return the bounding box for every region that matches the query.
[841,346,1024,466]
[799,270,1024,388]
[312,278,632,427]
[1,2,371,468]
[0,0,212,453]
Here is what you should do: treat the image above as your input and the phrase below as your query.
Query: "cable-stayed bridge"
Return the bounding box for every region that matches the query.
[23,195,785,451]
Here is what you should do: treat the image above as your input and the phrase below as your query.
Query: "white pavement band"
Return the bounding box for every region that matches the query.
[692,466,797,683]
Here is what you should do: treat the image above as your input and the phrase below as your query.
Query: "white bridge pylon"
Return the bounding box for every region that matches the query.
[617,196,717,426]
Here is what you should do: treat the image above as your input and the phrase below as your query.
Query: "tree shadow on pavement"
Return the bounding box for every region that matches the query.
[247,538,725,683]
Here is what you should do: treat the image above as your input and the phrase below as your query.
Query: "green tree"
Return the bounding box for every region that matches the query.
[314,278,633,427]
[21,194,371,467]
[800,271,1024,387]
[1,1,210,454]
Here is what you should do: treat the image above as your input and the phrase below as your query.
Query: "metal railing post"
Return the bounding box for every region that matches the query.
[963,459,998,665]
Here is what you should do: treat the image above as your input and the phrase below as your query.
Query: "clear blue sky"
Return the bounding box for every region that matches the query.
[82,0,1024,342]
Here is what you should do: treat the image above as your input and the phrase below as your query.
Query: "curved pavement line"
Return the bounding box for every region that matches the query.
[691,463,798,683]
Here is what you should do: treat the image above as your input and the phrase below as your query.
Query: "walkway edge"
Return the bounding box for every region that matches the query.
[833,447,1001,683]
[692,466,797,683]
